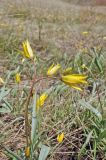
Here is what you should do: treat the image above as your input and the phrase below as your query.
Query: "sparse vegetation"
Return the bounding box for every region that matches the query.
[0,0,106,160]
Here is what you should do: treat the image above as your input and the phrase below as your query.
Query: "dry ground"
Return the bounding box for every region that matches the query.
[0,0,106,160]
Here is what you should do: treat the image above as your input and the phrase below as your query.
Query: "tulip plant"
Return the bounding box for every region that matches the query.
[4,39,88,160]
[22,40,87,159]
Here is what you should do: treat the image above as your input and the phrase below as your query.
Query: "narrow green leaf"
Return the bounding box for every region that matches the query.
[38,145,50,160]
[94,57,103,73]
[78,130,93,159]
[101,119,106,128]
[3,99,13,110]
[79,100,102,119]
[0,107,11,113]
[99,130,106,139]
[3,146,23,160]
[0,87,11,101]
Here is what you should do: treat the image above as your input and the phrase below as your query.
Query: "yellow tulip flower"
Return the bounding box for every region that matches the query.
[61,74,87,91]
[22,40,34,59]
[36,93,48,110]
[25,147,30,157]
[57,132,64,143]
[47,64,61,76]
[82,31,89,36]
[15,73,21,83]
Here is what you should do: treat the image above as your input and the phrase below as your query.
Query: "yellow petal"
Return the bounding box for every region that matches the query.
[47,64,61,76]
[26,40,34,59]
[22,40,34,59]
[22,42,30,58]
[71,74,88,79]
[82,31,89,36]
[36,93,48,110]
[15,73,21,83]
[61,74,88,84]
[61,74,88,90]
[47,64,54,73]
[0,78,4,84]
[63,81,83,91]
[25,147,30,157]
[57,132,64,143]
[71,85,82,91]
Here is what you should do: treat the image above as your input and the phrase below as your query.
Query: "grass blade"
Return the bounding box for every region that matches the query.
[3,146,23,160]
[38,144,50,160]
[78,130,93,160]
[79,100,102,119]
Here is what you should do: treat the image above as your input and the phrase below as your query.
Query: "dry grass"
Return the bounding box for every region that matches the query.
[0,0,106,160]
